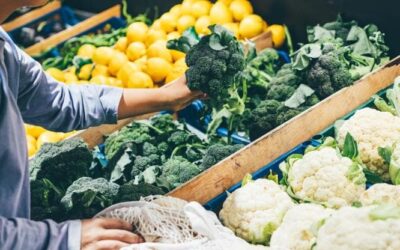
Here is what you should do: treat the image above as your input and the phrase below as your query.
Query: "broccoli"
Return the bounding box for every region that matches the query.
[201,144,244,170]
[114,182,165,203]
[266,84,297,102]
[142,142,158,156]
[158,157,201,191]
[270,64,302,88]
[61,177,119,219]
[306,52,353,99]
[247,100,282,140]
[275,107,305,126]
[167,130,191,146]
[131,155,160,178]
[30,138,91,190]
[150,114,180,133]
[30,179,64,221]
[157,142,170,155]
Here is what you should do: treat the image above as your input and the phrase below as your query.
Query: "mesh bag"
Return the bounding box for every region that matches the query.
[95,196,267,250]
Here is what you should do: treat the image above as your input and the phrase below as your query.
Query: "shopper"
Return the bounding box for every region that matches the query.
[0,1,203,249]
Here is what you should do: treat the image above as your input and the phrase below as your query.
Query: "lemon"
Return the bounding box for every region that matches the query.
[36,131,63,149]
[62,131,77,139]
[126,71,154,88]
[218,0,233,5]
[170,49,186,62]
[147,40,173,62]
[150,20,162,30]
[239,14,264,38]
[170,4,182,16]
[64,72,79,83]
[159,13,178,33]
[25,124,46,138]
[46,68,65,82]
[195,16,212,34]
[65,66,77,74]
[229,0,253,21]
[191,0,212,18]
[77,44,96,59]
[28,140,37,157]
[92,47,114,65]
[267,24,286,48]
[90,75,108,85]
[27,134,36,146]
[222,22,240,37]
[114,37,128,52]
[127,22,149,43]
[106,78,124,88]
[134,56,148,71]
[117,62,140,84]
[174,58,187,68]
[167,31,181,41]
[181,0,195,15]
[210,2,233,24]
[145,29,167,47]
[166,64,188,83]
[177,15,196,33]
[91,64,110,77]
[146,57,172,83]
[78,64,93,80]
[108,52,129,76]
[126,41,146,61]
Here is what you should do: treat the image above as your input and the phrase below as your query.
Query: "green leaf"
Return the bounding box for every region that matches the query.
[207,107,232,134]
[307,25,335,43]
[347,162,366,185]
[373,95,396,115]
[346,26,377,57]
[284,84,315,108]
[369,204,400,221]
[209,34,226,50]
[166,27,200,53]
[109,148,133,183]
[266,170,279,184]
[363,168,384,184]
[292,44,322,70]
[387,79,400,116]
[389,143,400,185]
[342,133,359,159]
[241,173,253,186]
[378,146,393,165]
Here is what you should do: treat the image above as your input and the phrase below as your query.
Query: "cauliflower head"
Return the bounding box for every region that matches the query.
[281,147,366,208]
[337,108,400,180]
[360,183,400,207]
[219,179,294,245]
[315,205,400,250]
[270,204,333,250]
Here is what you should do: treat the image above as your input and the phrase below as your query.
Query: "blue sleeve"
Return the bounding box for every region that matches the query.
[16,46,123,132]
[0,217,81,250]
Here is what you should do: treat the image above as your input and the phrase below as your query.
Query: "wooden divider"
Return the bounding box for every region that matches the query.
[168,57,400,204]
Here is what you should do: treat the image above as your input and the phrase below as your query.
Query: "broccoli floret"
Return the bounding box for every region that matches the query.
[30,138,91,190]
[61,177,119,219]
[150,114,180,133]
[306,52,352,99]
[270,65,302,88]
[248,48,280,75]
[266,84,297,101]
[131,155,160,177]
[167,130,191,146]
[30,179,64,221]
[247,100,282,140]
[115,182,165,203]
[275,107,305,126]
[201,144,244,170]
[157,142,170,154]
[158,157,201,191]
[142,142,158,156]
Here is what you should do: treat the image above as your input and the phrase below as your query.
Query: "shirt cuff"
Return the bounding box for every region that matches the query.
[67,220,82,250]
[99,86,124,124]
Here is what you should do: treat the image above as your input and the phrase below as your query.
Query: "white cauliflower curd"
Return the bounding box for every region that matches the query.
[219,179,294,245]
[337,108,400,180]
[315,205,400,250]
[270,204,333,250]
[360,183,400,206]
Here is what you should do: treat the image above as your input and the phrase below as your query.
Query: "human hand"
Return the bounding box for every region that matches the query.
[81,218,144,250]
[161,75,205,112]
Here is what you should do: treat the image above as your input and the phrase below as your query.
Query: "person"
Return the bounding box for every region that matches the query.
[0,1,203,249]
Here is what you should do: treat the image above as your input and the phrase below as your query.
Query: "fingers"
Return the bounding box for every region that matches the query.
[84,240,130,250]
[95,218,133,231]
[97,229,144,244]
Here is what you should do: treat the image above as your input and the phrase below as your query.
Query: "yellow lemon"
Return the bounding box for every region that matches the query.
[134,56,147,71]
[92,47,114,65]
[195,16,212,34]
[191,0,212,18]
[181,0,195,15]
[210,2,233,24]
[25,124,46,138]
[64,72,79,84]
[126,71,154,88]
[117,62,140,84]
[169,4,182,16]
[177,15,196,33]
[147,40,173,62]
[26,134,36,151]
[127,22,149,43]
[167,31,181,41]
[146,57,172,83]
[90,75,108,85]
[145,29,167,47]
[222,22,240,37]
[46,68,65,82]
[77,44,96,58]
[62,131,76,139]
[65,66,77,74]
[28,140,37,157]
[170,49,185,62]
[239,14,264,38]
[159,13,178,33]
[108,52,129,76]
[78,64,93,80]
[229,0,253,21]
[36,131,63,149]
[174,57,187,68]
[114,37,128,52]
[91,64,110,77]
[267,24,286,48]
[165,64,188,83]
[106,77,124,88]
[126,41,146,61]
[217,0,233,5]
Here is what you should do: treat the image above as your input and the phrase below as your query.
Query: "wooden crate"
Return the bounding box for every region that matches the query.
[168,56,400,204]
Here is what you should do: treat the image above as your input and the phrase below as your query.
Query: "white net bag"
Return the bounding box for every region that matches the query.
[95,195,268,250]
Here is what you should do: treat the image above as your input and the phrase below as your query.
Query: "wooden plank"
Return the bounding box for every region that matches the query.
[25,5,121,56]
[169,56,400,204]
[2,1,62,31]
[251,31,273,52]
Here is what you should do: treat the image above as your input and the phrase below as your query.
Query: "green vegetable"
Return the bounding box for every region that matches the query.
[200,143,244,170]
[114,182,164,203]
[30,179,64,221]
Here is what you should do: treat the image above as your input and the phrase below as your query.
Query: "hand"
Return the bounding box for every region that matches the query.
[161,75,205,112]
[81,218,144,250]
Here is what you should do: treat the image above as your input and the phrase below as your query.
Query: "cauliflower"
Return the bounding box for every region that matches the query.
[337,108,400,180]
[219,179,294,245]
[280,147,366,208]
[315,205,400,250]
[270,204,333,250]
[360,183,400,206]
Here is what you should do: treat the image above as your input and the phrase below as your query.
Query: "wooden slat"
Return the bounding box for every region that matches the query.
[2,1,62,31]
[169,56,400,204]
[25,5,121,56]
[251,31,273,52]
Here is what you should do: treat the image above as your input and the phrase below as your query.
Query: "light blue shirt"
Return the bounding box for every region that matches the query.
[0,28,123,250]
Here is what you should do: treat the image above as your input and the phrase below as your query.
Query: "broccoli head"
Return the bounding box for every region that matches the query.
[115,182,165,203]
[266,84,297,101]
[30,179,64,221]
[61,177,119,219]
[201,143,244,170]
[131,155,160,178]
[167,130,191,146]
[158,157,201,191]
[30,138,91,190]
[142,142,158,156]
[275,106,305,126]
